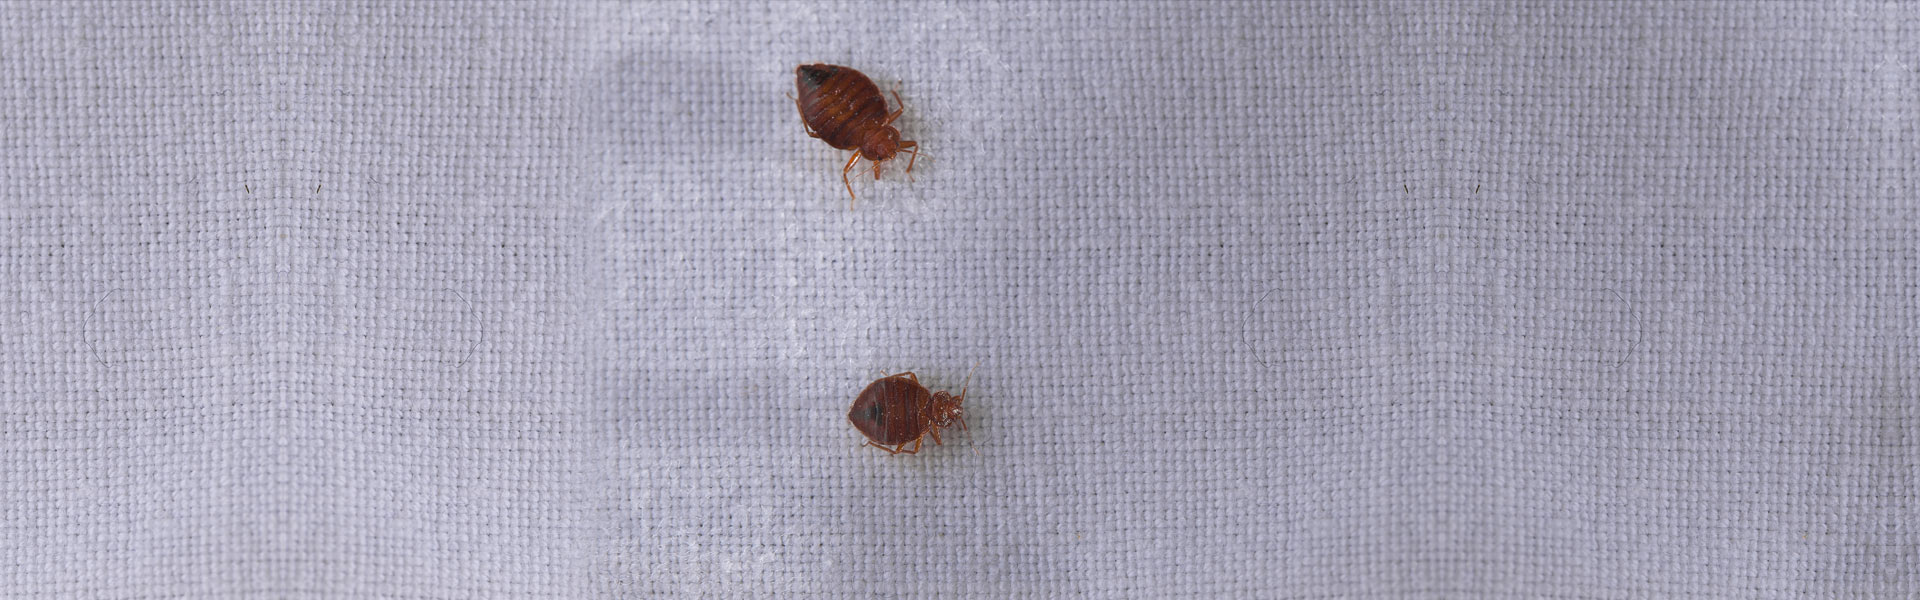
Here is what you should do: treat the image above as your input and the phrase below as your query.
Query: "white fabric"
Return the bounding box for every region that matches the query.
[2,2,1916,597]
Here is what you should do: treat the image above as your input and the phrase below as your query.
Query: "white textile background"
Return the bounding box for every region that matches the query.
[2,1,1917,597]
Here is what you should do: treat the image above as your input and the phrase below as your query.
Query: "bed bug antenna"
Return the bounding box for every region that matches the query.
[961,362,978,455]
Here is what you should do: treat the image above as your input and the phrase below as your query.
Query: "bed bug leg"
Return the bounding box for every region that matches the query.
[789,93,819,138]
[883,90,905,125]
[867,439,920,455]
[898,141,920,182]
[885,371,919,384]
[882,90,919,182]
[841,152,861,208]
[955,415,977,456]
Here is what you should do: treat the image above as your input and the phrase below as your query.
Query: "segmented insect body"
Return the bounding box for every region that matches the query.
[847,371,968,455]
[793,63,920,206]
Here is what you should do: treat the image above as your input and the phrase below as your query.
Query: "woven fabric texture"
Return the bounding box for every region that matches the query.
[1,2,1916,597]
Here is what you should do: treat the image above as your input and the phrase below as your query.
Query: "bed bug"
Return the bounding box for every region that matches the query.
[847,370,970,455]
[793,63,920,207]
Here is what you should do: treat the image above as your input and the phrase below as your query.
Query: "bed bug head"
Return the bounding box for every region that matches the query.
[859,128,902,164]
[926,390,963,428]
[925,364,975,435]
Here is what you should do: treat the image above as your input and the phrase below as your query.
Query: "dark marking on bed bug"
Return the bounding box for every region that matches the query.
[793,64,920,208]
[847,370,970,455]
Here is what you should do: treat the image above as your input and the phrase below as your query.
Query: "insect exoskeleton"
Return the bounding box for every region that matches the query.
[793,64,921,207]
[847,370,970,455]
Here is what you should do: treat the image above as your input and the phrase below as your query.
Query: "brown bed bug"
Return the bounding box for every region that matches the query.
[847,370,970,455]
[793,63,920,207]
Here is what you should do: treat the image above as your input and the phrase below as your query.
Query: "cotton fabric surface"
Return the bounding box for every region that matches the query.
[1,2,1915,597]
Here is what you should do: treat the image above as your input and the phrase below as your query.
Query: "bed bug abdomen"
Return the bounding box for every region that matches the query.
[795,64,890,151]
[848,374,932,446]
